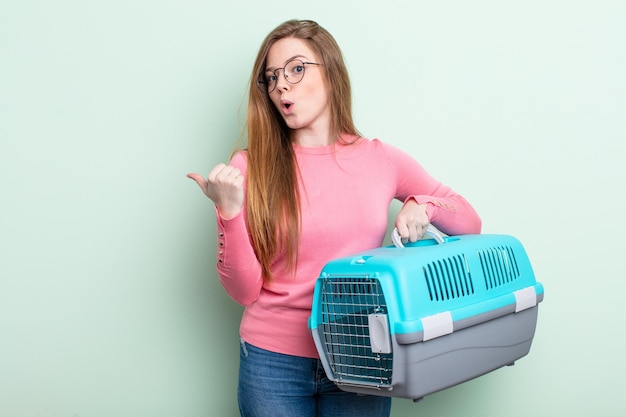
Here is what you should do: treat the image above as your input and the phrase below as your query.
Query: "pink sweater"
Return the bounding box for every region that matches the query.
[214,137,481,358]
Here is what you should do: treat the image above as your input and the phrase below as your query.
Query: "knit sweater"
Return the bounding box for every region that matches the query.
[214,136,482,358]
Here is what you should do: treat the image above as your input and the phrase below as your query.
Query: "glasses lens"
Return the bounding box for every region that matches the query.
[260,72,277,93]
[286,60,305,84]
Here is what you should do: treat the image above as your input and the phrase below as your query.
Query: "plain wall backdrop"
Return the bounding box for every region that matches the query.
[1,0,624,416]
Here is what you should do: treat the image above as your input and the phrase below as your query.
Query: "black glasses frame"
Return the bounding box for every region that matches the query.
[257,59,320,93]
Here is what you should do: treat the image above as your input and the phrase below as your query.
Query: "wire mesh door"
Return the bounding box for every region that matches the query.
[319,276,393,387]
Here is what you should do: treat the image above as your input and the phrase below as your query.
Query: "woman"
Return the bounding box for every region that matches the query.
[188,19,481,417]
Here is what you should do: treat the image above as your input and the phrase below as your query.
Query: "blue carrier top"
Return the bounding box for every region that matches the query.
[309,234,544,344]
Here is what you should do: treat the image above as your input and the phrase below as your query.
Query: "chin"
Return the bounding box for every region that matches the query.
[284,118,303,130]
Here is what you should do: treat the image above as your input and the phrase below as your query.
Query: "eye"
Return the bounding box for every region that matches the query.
[264,73,277,83]
[291,64,305,74]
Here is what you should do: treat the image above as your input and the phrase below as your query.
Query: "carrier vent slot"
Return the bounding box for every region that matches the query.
[477,246,520,290]
[319,276,393,386]
[423,255,474,301]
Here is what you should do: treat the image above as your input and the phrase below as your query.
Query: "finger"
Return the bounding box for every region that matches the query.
[408,223,420,243]
[218,166,241,183]
[207,163,227,183]
[395,222,410,243]
[211,166,243,191]
[417,223,433,241]
[186,172,212,197]
[207,164,241,183]
[233,172,244,188]
[186,173,208,187]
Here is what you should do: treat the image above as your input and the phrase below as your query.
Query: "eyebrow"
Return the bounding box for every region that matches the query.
[265,55,309,71]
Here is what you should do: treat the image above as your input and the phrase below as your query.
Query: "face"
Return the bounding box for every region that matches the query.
[264,37,331,138]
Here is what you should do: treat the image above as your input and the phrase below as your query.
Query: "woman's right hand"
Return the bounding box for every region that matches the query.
[187,164,244,219]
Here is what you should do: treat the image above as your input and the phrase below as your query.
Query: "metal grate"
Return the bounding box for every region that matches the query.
[319,276,393,386]
[477,246,520,290]
[423,255,474,301]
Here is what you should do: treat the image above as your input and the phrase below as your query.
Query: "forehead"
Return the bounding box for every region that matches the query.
[265,37,318,69]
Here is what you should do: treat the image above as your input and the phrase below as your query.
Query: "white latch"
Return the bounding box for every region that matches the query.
[514,286,537,312]
[368,314,392,354]
[421,311,453,341]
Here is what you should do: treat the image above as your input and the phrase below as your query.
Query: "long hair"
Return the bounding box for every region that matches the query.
[243,19,358,282]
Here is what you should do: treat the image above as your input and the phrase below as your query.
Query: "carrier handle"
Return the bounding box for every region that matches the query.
[392,224,445,248]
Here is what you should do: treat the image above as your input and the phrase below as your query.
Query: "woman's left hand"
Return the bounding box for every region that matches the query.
[395,199,430,243]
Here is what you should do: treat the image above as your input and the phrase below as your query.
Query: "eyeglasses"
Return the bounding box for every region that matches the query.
[257,59,321,94]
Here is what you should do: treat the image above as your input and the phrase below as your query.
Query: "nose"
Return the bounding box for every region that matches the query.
[275,69,290,92]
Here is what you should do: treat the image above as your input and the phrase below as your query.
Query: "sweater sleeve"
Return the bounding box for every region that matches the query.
[214,152,264,306]
[381,141,482,235]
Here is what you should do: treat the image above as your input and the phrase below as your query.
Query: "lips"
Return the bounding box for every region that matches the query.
[280,99,294,114]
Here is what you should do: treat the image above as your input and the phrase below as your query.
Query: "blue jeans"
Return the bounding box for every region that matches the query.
[238,339,392,417]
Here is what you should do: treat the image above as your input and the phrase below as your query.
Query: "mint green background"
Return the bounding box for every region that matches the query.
[1,0,624,416]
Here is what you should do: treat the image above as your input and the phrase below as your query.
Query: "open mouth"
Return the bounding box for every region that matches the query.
[281,99,294,112]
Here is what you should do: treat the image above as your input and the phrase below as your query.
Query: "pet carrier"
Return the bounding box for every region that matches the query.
[309,227,543,401]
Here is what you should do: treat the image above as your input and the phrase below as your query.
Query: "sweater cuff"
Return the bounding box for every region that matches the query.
[214,207,248,265]
[403,195,457,222]
[215,206,246,233]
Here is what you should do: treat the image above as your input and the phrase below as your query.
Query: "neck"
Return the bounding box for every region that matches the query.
[292,126,334,147]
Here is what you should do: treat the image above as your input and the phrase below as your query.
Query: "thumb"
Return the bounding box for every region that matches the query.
[186,172,205,184]
[186,173,209,193]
